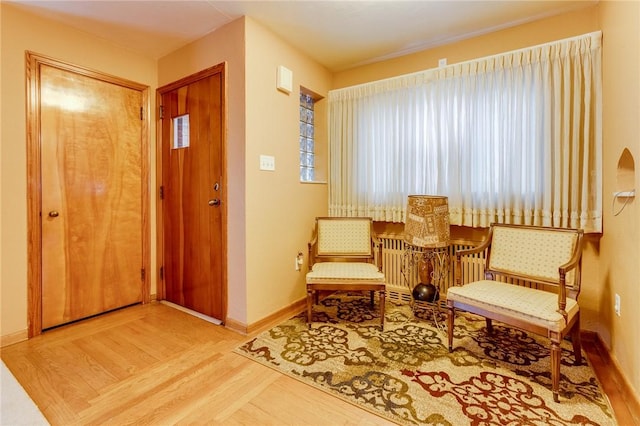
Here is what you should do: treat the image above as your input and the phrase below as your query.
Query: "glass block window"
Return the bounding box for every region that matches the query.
[299,92,315,182]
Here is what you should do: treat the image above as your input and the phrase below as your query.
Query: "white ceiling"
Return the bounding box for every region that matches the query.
[9,0,597,71]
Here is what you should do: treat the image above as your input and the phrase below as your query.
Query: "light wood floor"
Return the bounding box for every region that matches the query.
[2,302,394,425]
[2,302,638,425]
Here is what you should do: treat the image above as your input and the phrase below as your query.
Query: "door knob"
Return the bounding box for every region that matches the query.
[208,199,220,206]
[48,211,60,218]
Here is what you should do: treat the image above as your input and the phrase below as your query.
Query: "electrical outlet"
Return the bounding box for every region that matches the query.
[614,293,621,317]
[295,252,303,271]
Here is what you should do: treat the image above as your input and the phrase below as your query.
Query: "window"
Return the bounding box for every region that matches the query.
[327,32,602,233]
[299,90,315,182]
[172,114,190,149]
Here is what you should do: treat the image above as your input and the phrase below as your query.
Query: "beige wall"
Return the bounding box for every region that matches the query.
[598,0,640,400]
[0,3,157,340]
[333,2,639,399]
[244,18,331,323]
[157,17,331,326]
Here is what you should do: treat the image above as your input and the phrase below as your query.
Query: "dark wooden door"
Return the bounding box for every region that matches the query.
[159,65,225,321]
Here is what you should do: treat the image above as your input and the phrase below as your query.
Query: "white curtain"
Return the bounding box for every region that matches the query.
[328,31,602,233]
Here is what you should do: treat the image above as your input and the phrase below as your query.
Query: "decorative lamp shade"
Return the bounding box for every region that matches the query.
[404,195,450,248]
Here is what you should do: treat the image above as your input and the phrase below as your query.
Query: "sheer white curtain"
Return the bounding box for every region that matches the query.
[328,31,602,233]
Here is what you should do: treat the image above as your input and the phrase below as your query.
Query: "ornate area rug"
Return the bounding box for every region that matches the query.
[235,293,616,425]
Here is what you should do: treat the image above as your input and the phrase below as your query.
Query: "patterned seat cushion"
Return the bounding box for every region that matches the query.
[447,280,579,332]
[306,262,385,283]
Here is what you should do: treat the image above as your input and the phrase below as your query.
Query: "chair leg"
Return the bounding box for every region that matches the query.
[447,305,455,352]
[378,289,385,330]
[485,318,493,333]
[551,339,561,402]
[306,289,314,326]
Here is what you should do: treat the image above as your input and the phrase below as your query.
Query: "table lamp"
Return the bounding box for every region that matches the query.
[403,195,450,303]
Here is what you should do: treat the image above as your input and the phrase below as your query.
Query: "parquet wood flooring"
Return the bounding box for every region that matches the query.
[2,302,638,425]
[2,302,393,425]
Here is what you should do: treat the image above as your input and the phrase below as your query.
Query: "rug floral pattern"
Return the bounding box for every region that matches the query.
[235,294,615,425]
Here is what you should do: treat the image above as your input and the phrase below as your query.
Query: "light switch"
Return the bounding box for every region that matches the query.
[260,155,275,171]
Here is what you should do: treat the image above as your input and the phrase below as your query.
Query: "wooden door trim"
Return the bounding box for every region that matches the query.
[156,63,228,323]
[26,51,151,337]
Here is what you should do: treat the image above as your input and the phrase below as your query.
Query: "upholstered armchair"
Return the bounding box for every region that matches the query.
[306,217,386,328]
[447,223,584,402]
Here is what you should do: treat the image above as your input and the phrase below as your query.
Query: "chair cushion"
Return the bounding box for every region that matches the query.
[306,262,385,283]
[447,280,579,332]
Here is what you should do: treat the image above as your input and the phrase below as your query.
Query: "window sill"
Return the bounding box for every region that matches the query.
[300,180,327,185]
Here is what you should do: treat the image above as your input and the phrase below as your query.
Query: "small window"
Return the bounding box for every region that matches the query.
[299,91,315,181]
[172,114,190,149]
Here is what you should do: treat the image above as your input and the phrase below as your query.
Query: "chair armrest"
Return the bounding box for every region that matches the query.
[307,231,318,270]
[556,230,584,318]
[454,228,493,285]
[456,228,493,257]
[558,232,584,276]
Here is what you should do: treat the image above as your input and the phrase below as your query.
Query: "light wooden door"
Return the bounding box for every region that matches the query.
[37,62,145,329]
[159,65,226,321]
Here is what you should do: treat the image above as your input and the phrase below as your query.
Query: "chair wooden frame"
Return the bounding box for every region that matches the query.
[446,223,584,402]
[306,217,386,329]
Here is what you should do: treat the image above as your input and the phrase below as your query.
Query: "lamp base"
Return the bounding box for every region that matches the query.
[412,283,439,303]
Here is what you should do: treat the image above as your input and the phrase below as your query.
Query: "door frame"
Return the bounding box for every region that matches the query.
[156,63,228,322]
[26,51,151,337]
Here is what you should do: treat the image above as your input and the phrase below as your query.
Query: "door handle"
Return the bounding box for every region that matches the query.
[208,199,220,206]
[48,211,60,218]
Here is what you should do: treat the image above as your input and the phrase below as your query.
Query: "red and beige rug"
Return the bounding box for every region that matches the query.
[235,293,616,425]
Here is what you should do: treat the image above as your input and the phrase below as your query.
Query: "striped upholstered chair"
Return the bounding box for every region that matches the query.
[306,217,386,329]
[447,223,584,402]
